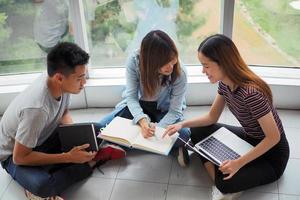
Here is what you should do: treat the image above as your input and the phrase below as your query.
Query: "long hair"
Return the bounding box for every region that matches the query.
[140,30,181,98]
[198,34,273,103]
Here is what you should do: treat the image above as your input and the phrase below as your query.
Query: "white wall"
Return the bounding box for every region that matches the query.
[69,81,300,111]
[1,83,300,116]
[1,70,299,115]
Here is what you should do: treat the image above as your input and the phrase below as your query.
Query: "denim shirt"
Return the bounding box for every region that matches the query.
[116,51,187,128]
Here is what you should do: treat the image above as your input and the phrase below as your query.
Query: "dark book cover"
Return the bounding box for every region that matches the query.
[58,123,99,152]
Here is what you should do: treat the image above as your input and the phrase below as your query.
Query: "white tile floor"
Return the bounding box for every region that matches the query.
[0,106,300,200]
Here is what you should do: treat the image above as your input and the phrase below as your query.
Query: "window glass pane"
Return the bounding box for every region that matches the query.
[84,0,220,68]
[0,0,73,75]
[233,0,300,67]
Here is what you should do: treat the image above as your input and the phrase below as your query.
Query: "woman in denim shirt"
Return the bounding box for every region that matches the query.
[98,30,190,167]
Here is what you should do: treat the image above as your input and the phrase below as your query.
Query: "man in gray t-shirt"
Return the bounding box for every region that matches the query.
[0,74,70,161]
[0,42,125,199]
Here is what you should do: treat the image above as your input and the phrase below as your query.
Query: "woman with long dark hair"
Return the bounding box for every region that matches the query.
[98,30,190,167]
[164,34,289,199]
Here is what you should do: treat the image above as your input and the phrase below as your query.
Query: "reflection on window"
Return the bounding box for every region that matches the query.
[0,0,73,75]
[233,0,300,67]
[84,0,220,67]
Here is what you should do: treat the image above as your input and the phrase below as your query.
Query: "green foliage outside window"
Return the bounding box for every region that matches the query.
[91,1,136,51]
[0,0,299,74]
[241,0,300,63]
[176,0,206,41]
[91,0,204,51]
[0,1,43,74]
[0,13,10,43]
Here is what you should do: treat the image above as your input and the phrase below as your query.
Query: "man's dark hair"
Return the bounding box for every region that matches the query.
[47,42,89,77]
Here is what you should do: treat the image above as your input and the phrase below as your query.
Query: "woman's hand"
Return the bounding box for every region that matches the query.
[138,118,156,138]
[219,159,243,180]
[140,123,156,138]
[162,123,183,138]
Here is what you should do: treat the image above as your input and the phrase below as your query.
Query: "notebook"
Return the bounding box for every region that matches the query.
[181,127,253,166]
[58,123,99,152]
[99,116,178,155]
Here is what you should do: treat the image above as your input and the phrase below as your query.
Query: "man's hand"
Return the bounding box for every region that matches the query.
[66,144,96,163]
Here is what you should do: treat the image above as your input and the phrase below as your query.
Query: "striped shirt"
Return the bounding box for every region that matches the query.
[218,81,284,139]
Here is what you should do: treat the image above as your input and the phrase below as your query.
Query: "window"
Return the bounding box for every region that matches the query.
[0,0,73,75]
[233,0,300,67]
[1,0,298,76]
[83,0,220,68]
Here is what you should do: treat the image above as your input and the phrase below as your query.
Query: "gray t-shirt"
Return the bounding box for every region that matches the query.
[0,74,70,161]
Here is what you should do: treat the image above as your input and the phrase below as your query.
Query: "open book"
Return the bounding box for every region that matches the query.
[99,116,178,155]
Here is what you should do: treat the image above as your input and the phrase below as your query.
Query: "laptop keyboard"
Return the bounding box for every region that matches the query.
[198,136,240,163]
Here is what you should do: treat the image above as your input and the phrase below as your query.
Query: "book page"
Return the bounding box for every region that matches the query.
[99,117,140,145]
[132,126,178,155]
[99,135,132,148]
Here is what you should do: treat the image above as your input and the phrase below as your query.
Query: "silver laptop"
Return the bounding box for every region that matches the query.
[182,127,253,166]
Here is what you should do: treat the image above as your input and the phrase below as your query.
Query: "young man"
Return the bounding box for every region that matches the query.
[0,42,125,200]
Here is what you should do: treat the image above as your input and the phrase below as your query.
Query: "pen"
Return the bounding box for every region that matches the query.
[148,121,158,139]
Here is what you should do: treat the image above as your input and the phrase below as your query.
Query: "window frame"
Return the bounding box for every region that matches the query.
[0,0,299,84]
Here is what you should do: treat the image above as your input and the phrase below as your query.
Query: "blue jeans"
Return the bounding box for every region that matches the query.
[96,101,190,148]
[1,130,93,198]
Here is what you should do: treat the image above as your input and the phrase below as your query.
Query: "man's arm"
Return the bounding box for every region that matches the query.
[60,109,73,124]
[12,141,95,166]
[13,108,94,166]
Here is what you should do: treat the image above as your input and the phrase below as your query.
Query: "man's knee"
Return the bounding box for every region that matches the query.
[27,177,56,197]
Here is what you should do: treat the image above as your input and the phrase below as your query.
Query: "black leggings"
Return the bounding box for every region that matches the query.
[115,100,166,122]
[190,123,290,193]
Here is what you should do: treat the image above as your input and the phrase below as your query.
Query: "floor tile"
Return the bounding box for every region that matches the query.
[169,153,212,187]
[0,181,26,200]
[184,106,210,119]
[166,185,210,200]
[0,168,11,198]
[110,179,167,200]
[277,110,300,129]
[117,150,172,183]
[63,177,115,200]
[240,191,279,200]
[250,181,278,193]
[1,107,299,200]
[278,159,300,195]
[92,159,122,179]
[184,106,233,125]
[284,127,300,159]
[279,194,300,200]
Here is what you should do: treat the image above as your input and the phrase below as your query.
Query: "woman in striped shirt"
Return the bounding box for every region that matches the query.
[163,34,289,200]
